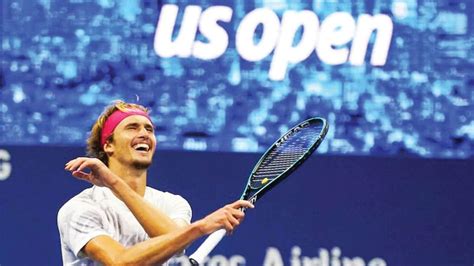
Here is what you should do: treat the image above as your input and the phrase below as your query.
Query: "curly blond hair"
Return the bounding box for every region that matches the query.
[87,101,150,165]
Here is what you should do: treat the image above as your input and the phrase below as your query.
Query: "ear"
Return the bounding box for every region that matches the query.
[103,141,114,155]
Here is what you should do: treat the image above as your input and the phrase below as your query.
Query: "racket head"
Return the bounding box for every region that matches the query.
[240,117,328,202]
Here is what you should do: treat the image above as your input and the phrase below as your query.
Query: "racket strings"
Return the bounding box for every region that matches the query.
[250,126,322,186]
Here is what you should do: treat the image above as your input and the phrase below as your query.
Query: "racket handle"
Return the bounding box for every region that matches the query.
[189,228,226,265]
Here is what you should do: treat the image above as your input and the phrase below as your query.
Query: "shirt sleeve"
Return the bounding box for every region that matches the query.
[58,201,113,258]
[165,193,192,224]
[164,194,192,257]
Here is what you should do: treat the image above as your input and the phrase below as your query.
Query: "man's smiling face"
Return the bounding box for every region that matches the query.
[105,115,156,170]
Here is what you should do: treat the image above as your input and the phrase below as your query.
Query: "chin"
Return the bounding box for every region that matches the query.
[132,159,152,170]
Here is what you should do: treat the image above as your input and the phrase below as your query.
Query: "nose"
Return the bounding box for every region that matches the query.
[137,126,150,137]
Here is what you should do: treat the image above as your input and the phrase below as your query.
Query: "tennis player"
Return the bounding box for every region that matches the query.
[57,101,253,265]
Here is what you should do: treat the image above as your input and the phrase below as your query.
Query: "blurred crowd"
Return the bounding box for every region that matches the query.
[1,0,473,158]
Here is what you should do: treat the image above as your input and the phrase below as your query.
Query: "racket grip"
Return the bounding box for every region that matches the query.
[189,228,226,265]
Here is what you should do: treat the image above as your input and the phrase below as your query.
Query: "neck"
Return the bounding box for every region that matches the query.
[108,159,147,196]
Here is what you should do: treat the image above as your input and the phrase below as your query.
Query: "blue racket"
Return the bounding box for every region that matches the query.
[189,117,329,265]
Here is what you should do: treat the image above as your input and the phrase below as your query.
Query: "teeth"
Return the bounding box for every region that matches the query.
[133,143,150,151]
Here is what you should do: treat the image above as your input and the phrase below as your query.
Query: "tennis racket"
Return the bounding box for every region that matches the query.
[188,117,328,265]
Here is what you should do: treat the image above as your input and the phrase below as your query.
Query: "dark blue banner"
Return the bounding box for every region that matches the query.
[0,146,472,265]
[1,1,473,158]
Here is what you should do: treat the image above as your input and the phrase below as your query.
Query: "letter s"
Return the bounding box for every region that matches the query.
[193,6,233,60]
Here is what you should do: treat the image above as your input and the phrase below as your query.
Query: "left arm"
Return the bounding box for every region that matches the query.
[111,178,188,236]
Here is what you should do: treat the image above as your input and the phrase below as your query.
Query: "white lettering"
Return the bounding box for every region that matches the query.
[342,257,366,266]
[331,247,342,266]
[193,6,233,60]
[288,246,387,266]
[171,247,387,266]
[263,247,284,266]
[0,149,11,181]
[316,12,356,65]
[291,246,302,266]
[291,247,330,266]
[229,255,246,266]
[318,248,331,266]
[208,255,229,266]
[154,4,394,81]
[349,14,393,66]
[269,10,319,81]
[154,4,201,57]
[174,254,246,266]
[236,8,280,61]
[368,258,387,266]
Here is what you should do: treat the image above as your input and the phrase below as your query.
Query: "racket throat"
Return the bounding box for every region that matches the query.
[248,196,257,204]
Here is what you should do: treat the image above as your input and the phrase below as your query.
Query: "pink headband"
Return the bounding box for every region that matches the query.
[100,109,152,146]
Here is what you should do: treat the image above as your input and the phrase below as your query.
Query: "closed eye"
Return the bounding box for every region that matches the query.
[126,125,138,131]
[145,125,154,133]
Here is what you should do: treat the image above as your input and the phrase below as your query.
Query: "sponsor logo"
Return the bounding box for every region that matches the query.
[0,149,11,181]
[169,246,386,265]
[170,254,245,266]
[272,246,387,266]
[249,196,257,204]
[276,122,309,147]
[154,4,393,81]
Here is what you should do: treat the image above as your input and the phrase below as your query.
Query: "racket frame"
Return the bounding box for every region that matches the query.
[240,117,328,202]
[189,117,328,265]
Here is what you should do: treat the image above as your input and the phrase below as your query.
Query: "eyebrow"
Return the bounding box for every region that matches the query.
[124,122,153,128]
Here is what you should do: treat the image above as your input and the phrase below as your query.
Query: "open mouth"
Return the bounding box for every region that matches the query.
[133,143,150,152]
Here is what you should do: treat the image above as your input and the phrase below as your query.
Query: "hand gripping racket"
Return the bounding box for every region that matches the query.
[188,117,328,265]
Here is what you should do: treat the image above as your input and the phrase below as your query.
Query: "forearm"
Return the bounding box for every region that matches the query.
[83,200,253,265]
[115,221,204,265]
[111,179,180,237]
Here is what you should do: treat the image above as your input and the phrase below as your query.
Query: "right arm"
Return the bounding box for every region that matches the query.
[65,157,186,237]
[83,200,253,265]
[64,157,253,264]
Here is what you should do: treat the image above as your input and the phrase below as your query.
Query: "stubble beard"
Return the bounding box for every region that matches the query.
[132,159,152,170]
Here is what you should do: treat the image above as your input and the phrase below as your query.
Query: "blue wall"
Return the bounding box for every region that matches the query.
[0,146,472,265]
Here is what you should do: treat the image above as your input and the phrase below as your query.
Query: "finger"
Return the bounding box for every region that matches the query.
[65,157,80,166]
[66,157,87,171]
[65,158,78,170]
[228,214,240,227]
[231,200,255,209]
[75,158,95,173]
[236,199,254,208]
[75,160,88,172]
[227,207,244,218]
[72,170,91,181]
[65,160,73,169]
[222,220,234,233]
[72,170,104,187]
[225,209,241,226]
[232,209,245,220]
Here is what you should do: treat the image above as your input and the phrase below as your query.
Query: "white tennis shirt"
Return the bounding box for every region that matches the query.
[57,186,192,265]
